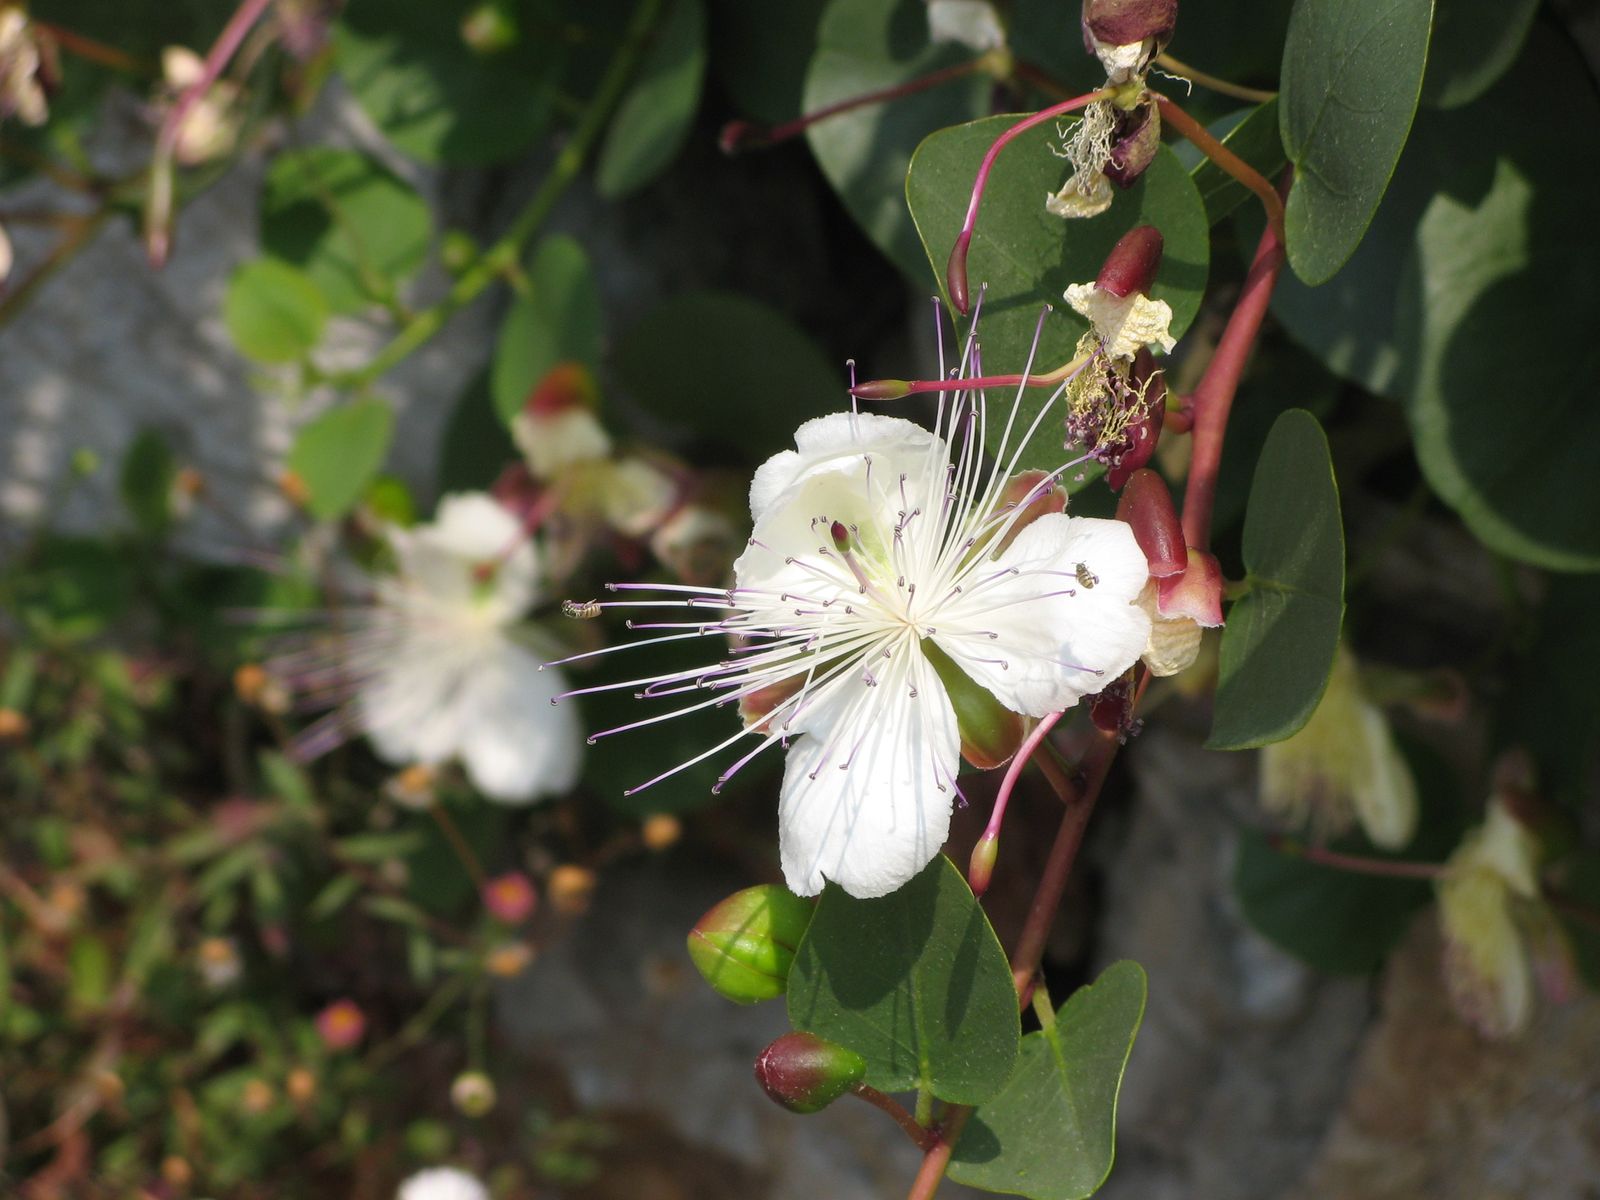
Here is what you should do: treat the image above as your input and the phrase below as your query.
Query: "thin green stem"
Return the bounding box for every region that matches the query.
[324,0,665,391]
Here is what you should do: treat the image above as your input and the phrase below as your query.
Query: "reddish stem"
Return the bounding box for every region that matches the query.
[1155,94,1284,245]
[34,22,148,73]
[852,1083,936,1151]
[722,57,987,154]
[904,1108,972,1200]
[1179,220,1284,550]
[969,712,1064,896]
[946,87,1116,313]
[1265,835,1445,881]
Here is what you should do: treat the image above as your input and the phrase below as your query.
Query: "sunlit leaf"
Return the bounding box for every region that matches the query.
[492,236,604,423]
[224,259,327,365]
[597,0,707,198]
[286,400,396,521]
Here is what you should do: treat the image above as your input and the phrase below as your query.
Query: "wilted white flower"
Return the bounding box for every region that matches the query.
[281,493,582,804]
[927,0,1005,51]
[397,1166,489,1200]
[1064,278,1174,362]
[161,46,242,164]
[552,325,1151,898]
[1258,644,1418,850]
[0,6,54,127]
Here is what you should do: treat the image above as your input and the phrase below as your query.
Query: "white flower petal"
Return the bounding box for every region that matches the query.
[457,646,582,804]
[927,0,1005,51]
[388,492,539,619]
[936,513,1149,717]
[1352,702,1418,850]
[359,636,487,767]
[1045,175,1114,220]
[513,406,613,479]
[397,1166,490,1200]
[748,412,937,522]
[1437,867,1532,1038]
[779,649,960,898]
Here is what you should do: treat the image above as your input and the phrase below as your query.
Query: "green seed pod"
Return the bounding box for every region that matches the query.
[922,640,1028,771]
[687,885,814,1004]
[754,1032,867,1114]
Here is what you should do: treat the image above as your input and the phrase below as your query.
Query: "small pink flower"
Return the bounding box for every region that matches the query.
[314,998,366,1051]
[482,871,538,925]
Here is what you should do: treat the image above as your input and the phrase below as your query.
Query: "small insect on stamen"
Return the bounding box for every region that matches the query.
[1074,562,1099,589]
[562,599,603,619]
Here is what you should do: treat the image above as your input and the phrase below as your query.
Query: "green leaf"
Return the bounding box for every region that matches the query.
[491,236,604,423]
[119,427,178,538]
[1188,99,1286,227]
[906,117,1209,476]
[335,0,563,165]
[1209,410,1344,750]
[68,936,114,1012]
[10,538,130,641]
[286,400,396,521]
[786,855,1019,1103]
[1397,22,1600,571]
[596,0,707,198]
[613,291,841,462]
[803,0,991,282]
[224,259,328,365]
[1279,0,1434,284]
[1234,741,1464,974]
[1552,850,1600,990]
[439,371,519,492]
[260,148,433,314]
[709,0,826,122]
[1420,0,1536,109]
[948,961,1147,1200]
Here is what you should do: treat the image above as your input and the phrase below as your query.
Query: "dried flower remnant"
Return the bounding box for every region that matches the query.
[160,46,242,164]
[0,5,57,127]
[1258,645,1418,850]
[551,317,1150,898]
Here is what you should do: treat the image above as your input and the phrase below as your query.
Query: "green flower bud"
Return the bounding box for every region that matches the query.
[922,639,1028,771]
[754,1032,866,1114]
[686,885,813,1004]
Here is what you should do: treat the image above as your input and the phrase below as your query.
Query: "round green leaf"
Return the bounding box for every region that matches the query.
[1280,0,1434,284]
[335,0,563,165]
[439,371,518,493]
[260,148,432,314]
[1209,410,1345,751]
[613,291,841,462]
[8,538,130,641]
[906,117,1209,475]
[286,400,396,522]
[710,0,826,122]
[120,427,178,538]
[803,0,992,282]
[787,855,1020,1104]
[224,259,327,365]
[949,960,1147,1200]
[596,0,707,198]
[491,236,604,423]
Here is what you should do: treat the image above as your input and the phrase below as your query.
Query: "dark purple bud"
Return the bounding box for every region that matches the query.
[754,1032,867,1114]
[1081,0,1178,50]
[830,521,851,553]
[1106,349,1167,489]
[1096,225,1164,298]
[947,230,973,315]
[1104,99,1161,188]
[1116,469,1186,577]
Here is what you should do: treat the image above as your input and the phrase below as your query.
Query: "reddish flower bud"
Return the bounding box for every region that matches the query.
[1096,225,1164,298]
[1088,675,1139,739]
[526,361,599,417]
[1156,550,1224,626]
[1081,0,1178,50]
[482,871,538,925]
[1115,469,1186,577]
[1103,99,1161,188]
[968,832,1000,898]
[754,1032,866,1114]
[688,885,814,1004]
[850,378,913,401]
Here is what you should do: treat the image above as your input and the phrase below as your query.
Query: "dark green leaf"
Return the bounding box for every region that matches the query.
[597,0,707,198]
[10,538,130,641]
[949,960,1147,1200]
[803,0,991,282]
[286,400,396,521]
[335,0,563,165]
[613,291,840,462]
[1210,410,1344,750]
[260,148,432,314]
[1551,851,1600,990]
[1420,0,1536,109]
[787,856,1019,1103]
[120,428,178,538]
[492,236,604,423]
[1234,741,1464,974]
[224,259,327,365]
[906,116,1209,476]
[1279,0,1434,284]
[1397,23,1600,570]
[710,0,826,122]
[1189,99,1286,226]
[439,371,519,492]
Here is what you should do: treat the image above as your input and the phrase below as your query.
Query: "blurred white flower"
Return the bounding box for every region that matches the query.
[0,7,55,127]
[926,0,1005,51]
[1258,644,1418,850]
[161,46,242,164]
[282,492,581,804]
[397,1166,489,1200]
[554,327,1150,898]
